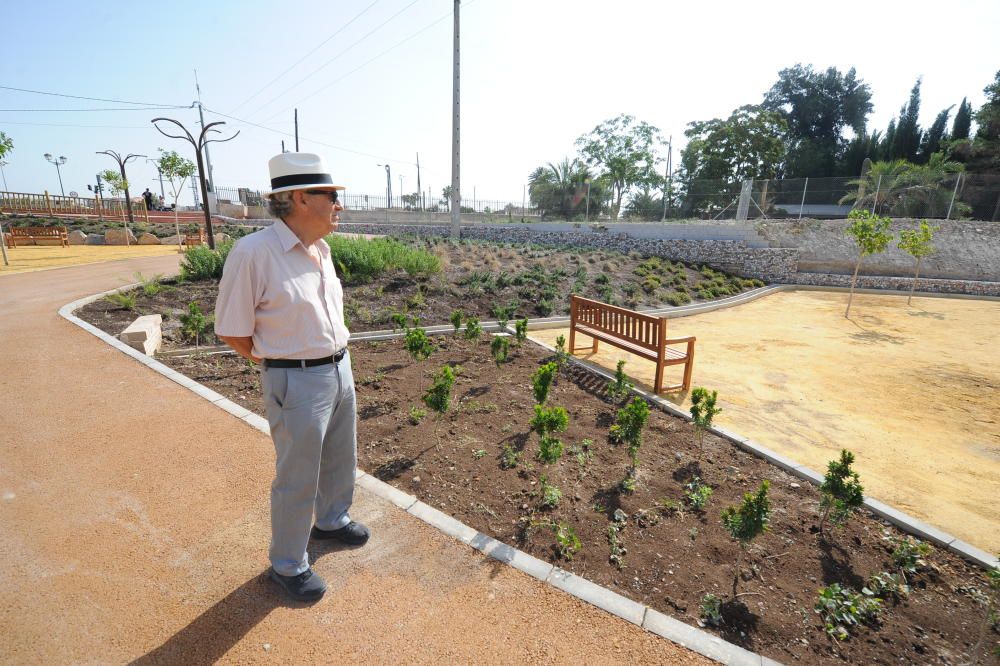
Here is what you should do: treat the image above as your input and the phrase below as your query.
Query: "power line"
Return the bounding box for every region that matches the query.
[228,0,382,116]
[258,0,474,125]
[245,0,422,120]
[0,120,149,128]
[0,84,184,108]
[203,105,417,165]
[0,106,187,112]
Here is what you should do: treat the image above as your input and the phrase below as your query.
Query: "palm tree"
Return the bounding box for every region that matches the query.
[895,153,968,218]
[839,159,911,214]
[528,158,601,219]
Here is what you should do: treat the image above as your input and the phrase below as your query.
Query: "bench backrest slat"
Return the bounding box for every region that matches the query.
[572,295,662,351]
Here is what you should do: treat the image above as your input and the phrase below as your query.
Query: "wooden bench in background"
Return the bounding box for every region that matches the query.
[569,294,696,393]
[184,228,207,247]
[7,226,69,247]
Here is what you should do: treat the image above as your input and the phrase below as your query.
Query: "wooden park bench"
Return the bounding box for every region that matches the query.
[7,226,69,247]
[184,228,207,247]
[569,294,696,393]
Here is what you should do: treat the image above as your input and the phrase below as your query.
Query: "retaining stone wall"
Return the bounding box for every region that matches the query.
[338,222,799,283]
[789,273,1000,297]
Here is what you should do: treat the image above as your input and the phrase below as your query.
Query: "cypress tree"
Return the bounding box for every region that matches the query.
[890,78,923,161]
[952,98,972,140]
[918,106,953,162]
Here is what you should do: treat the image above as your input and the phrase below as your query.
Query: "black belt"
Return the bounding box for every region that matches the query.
[263,348,346,369]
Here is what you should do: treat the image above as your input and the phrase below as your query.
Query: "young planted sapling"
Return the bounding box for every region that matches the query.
[463,315,482,343]
[721,480,771,597]
[391,311,408,332]
[404,325,436,392]
[450,309,464,334]
[844,209,893,318]
[897,219,938,305]
[818,449,864,537]
[554,334,569,370]
[179,301,213,347]
[689,387,721,460]
[532,361,559,404]
[490,335,509,369]
[531,404,569,463]
[423,364,457,447]
[606,360,634,403]
[514,318,528,345]
[610,397,650,492]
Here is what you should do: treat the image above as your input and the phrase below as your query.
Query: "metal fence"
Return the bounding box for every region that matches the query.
[211,172,1000,223]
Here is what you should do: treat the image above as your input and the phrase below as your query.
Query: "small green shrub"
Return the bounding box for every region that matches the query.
[537,435,565,464]
[450,309,464,334]
[536,298,553,317]
[666,292,692,307]
[134,272,165,297]
[532,362,559,404]
[530,404,569,436]
[423,365,456,414]
[463,316,482,342]
[700,594,724,627]
[864,571,909,598]
[690,387,721,458]
[179,241,233,281]
[404,327,435,363]
[886,534,932,579]
[554,334,569,369]
[552,522,581,560]
[408,405,426,425]
[722,480,771,596]
[819,449,864,536]
[539,475,562,508]
[606,360,634,403]
[490,336,509,367]
[684,476,713,509]
[500,444,521,469]
[514,318,528,344]
[391,312,408,332]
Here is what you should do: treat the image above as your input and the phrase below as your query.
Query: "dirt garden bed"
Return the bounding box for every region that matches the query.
[74,239,998,664]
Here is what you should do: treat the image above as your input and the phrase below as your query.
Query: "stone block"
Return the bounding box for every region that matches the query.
[105,228,137,246]
[118,314,162,355]
[85,233,105,245]
[67,230,88,245]
[137,233,161,245]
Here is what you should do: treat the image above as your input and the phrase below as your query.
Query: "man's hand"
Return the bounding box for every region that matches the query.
[219,335,261,363]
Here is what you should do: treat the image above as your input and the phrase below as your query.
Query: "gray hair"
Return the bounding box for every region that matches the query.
[267,191,294,219]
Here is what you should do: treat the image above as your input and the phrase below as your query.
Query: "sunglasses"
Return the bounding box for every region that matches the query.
[304,189,339,203]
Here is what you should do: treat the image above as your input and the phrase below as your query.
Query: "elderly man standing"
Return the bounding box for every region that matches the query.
[215,152,368,602]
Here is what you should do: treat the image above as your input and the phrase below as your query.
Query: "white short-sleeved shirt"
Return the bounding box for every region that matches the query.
[214,219,350,360]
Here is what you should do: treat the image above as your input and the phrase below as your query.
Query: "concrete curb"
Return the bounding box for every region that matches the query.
[61,282,999,666]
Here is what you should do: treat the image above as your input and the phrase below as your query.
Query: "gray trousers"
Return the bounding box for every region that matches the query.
[261,351,357,576]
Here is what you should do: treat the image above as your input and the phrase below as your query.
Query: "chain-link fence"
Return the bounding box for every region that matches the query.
[212,172,1000,222]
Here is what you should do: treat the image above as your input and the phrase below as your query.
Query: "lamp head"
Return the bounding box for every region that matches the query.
[44,153,53,161]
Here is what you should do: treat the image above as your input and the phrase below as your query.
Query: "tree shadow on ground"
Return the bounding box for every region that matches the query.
[672,461,702,482]
[818,537,865,589]
[718,599,760,649]
[906,309,945,320]
[131,572,299,665]
[849,330,908,345]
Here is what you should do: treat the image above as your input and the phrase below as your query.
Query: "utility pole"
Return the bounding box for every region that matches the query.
[294,108,299,151]
[281,140,286,153]
[194,70,215,192]
[416,152,422,211]
[450,0,461,238]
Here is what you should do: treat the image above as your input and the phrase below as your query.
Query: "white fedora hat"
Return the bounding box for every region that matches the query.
[265,152,345,197]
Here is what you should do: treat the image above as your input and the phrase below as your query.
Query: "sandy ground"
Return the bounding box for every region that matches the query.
[0,244,182,274]
[0,256,706,664]
[531,290,1000,554]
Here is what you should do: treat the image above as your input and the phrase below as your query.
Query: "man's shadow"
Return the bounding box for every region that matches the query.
[130,571,303,665]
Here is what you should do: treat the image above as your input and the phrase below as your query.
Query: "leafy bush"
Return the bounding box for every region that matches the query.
[539,475,562,508]
[610,397,650,450]
[886,534,932,579]
[666,292,692,307]
[325,235,440,284]
[391,312,408,332]
[864,571,909,598]
[490,335,510,367]
[537,435,565,464]
[423,365,456,414]
[819,449,864,536]
[404,327,435,363]
[463,316,482,342]
[514,318,528,345]
[134,272,165,297]
[492,304,513,330]
[554,334,569,369]
[180,241,233,281]
[408,405,426,425]
[552,522,581,560]
[450,310,464,334]
[536,298,554,317]
[690,387,721,458]
[532,362,559,404]
[685,476,714,509]
[179,301,213,346]
[530,404,569,437]
[815,583,882,641]
[500,444,521,469]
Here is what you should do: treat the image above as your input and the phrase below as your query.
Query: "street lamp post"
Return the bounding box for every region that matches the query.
[376,164,392,209]
[147,158,167,202]
[43,153,67,196]
[96,150,145,232]
[585,178,592,221]
[0,160,8,191]
[151,116,239,251]
[399,175,405,207]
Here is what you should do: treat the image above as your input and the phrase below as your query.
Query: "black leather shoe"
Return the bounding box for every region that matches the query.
[269,567,327,602]
[311,521,370,545]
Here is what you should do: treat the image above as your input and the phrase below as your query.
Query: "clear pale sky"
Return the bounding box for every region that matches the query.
[2,0,998,206]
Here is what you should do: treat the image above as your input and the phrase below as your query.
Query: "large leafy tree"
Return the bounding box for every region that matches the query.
[156,149,197,249]
[528,158,604,219]
[0,131,12,161]
[679,105,787,182]
[949,71,1000,173]
[575,114,663,221]
[762,64,873,178]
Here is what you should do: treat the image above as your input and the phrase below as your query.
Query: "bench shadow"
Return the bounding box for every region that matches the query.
[906,309,946,320]
[130,572,299,665]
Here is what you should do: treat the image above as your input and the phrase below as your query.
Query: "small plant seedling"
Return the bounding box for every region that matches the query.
[689,387,721,460]
[463,315,483,342]
[864,572,909,599]
[490,335,510,368]
[814,583,882,641]
[492,304,513,331]
[450,309,464,334]
[551,522,581,560]
[514,318,528,345]
[472,449,487,460]
[179,301,213,346]
[819,449,864,537]
[500,444,521,469]
[606,360,634,403]
[539,474,562,508]
[700,594,724,627]
[609,397,650,490]
[554,334,569,369]
[532,361,559,404]
[608,514,627,569]
[530,404,569,436]
[105,291,138,311]
[721,480,771,597]
[684,476,714,509]
[537,436,565,464]
[408,405,426,425]
[404,326,435,363]
[620,476,637,493]
[885,534,932,581]
[134,271,165,297]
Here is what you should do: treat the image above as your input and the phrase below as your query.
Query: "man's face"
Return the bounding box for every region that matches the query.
[293,188,344,233]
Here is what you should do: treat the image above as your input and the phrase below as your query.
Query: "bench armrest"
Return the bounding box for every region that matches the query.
[664,336,696,345]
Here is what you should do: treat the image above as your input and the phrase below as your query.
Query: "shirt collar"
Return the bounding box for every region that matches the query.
[272,218,306,253]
